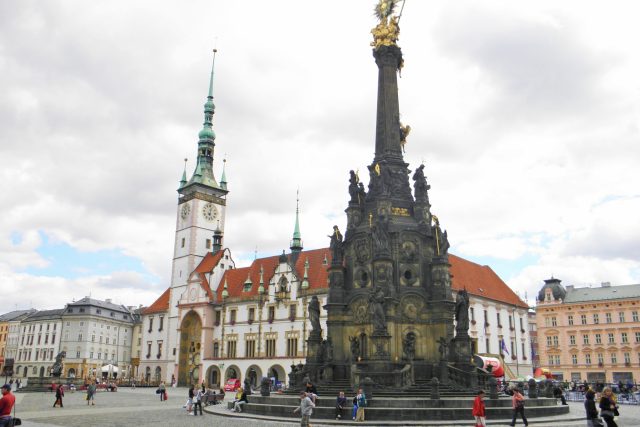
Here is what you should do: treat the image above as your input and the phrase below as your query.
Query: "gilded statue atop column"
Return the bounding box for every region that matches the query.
[371,0,401,50]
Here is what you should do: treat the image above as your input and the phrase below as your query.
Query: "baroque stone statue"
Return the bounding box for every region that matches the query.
[328,225,344,264]
[372,215,390,257]
[309,296,321,335]
[455,290,470,332]
[51,351,66,377]
[369,287,387,333]
[413,164,431,204]
[349,336,360,360]
[402,332,416,360]
[437,337,449,361]
[348,170,359,203]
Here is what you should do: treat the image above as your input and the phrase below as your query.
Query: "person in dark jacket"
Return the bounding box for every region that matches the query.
[53,383,64,408]
[599,387,618,427]
[553,385,568,405]
[335,391,347,420]
[305,382,318,403]
[584,389,599,427]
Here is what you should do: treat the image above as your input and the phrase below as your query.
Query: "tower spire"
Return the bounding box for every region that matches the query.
[187,49,220,189]
[290,189,303,256]
[220,158,227,190]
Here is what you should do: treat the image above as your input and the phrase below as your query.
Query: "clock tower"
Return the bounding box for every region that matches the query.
[171,50,229,296]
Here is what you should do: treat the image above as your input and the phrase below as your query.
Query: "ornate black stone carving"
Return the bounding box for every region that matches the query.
[372,215,390,257]
[413,164,431,204]
[455,290,470,333]
[309,296,322,336]
[328,225,344,265]
[348,170,359,204]
[51,351,66,377]
[354,238,371,265]
[349,335,360,360]
[402,332,416,360]
[369,287,387,333]
[357,183,367,206]
[437,337,449,361]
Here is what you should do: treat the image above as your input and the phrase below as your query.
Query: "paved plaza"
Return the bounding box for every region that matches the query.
[10,387,640,426]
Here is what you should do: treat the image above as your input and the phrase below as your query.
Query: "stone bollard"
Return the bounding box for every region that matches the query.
[488,376,498,400]
[430,377,440,400]
[527,378,537,398]
[260,377,271,396]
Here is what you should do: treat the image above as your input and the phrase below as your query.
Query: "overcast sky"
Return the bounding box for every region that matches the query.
[1,0,638,313]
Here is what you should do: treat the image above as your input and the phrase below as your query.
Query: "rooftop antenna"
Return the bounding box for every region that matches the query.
[254,246,258,260]
[398,0,407,24]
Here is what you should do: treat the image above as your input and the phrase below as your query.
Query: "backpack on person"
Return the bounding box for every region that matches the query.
[515,398,525,409]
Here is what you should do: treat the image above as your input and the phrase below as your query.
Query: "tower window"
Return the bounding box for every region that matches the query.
[206,239,211,249]
[181,238,185,248]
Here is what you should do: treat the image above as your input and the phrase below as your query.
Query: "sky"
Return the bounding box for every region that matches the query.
[1,0,639,313]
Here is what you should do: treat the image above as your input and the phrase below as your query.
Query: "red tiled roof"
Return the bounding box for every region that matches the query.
[194,250,226,300]
[143,287,170,314]
[217,248,332,300]
[449,254,528,308]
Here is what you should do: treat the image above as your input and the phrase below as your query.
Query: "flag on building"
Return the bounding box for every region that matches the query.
[501,338,510,355]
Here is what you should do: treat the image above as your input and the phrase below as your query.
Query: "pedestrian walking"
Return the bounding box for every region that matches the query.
[53,383,64,408]
[193,387,203,415]
[335,391,347,420]
[158,382,166,401]
[355,388,367,422]
[472,390,486,427]
[186,385,194,415]
[509,388,528,426]
[584,389,603,427]
[86,381,96,406]
[599,387,618,427]
[293,391,315,427]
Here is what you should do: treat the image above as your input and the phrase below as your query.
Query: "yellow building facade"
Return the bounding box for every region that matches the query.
[536,278,640,384]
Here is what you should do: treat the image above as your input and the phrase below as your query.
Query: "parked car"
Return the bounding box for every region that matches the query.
[224,379,241,392]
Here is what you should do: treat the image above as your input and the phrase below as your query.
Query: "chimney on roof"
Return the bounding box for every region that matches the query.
[565,285,574,291]
[105,298,112,303]
[601,282,611,288]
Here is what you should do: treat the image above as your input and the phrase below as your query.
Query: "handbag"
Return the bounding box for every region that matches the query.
[601,409,614,417]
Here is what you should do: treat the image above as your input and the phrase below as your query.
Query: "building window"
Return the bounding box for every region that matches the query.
[268,306,275,323]
[497,313,502,327]
[611,353,617,364]
[580,314,587,325]
[483,310,488,326]
[52,334,56,344]
[633,311,639,322]
[76,351,80,358]
[546,336,552,347]
[89,351,94,359]
[287,338,298,357]
[289,304,297,321]
[485,338,490,353]
[605,313,612,323]
[571,354,577,365]
[146,342,151,358]
[245,339,255,358]
[548,355,554,366]
[265,338,276,358]
[159,316,164,331]
[593,314,599,324]
[585,354,592,365]
[519,317,524,331]
[552,336,558,346]
[99,336,103,343]
[227,340,237,358]
[595,333,602,344]
[215,311,221,325]
[206,239,211,249]
[521,342,525,356]
[181,238,185,248]
[598,353,604,364]
[230,310,237,325]
[619,312,625,323]
[608,333,615,344]
[551,316,557,327]
[157,341,163,358]
[624,352,631,364]
[78,334,83,341]
[106,337,110,345]
[148,317,154,333]
[213,342,219,358]
[635,332,640,343]
[583,334,589,345]
[621,332,628,343]
[569,335,576,345]
[98,352,101,359]
[555,355,560,365]
[470,307,475,322]
[248,308,255,324]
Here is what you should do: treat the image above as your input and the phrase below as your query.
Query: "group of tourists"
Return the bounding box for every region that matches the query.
[585,386,621,427]
[472,388,528,427]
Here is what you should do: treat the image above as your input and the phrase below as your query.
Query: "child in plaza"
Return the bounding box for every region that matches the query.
[472,390,486,427]
[293,391,315,427]
[335,391,347,420]
[351,395,358,420]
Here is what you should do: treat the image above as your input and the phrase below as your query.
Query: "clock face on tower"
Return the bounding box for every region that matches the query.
[202,203,218,222]
[180,203,191,219]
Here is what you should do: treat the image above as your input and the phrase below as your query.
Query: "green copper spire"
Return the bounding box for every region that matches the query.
[179,158,188,188]
[290,190,303,253]
[188,49,220,189]
[220,158,227,190]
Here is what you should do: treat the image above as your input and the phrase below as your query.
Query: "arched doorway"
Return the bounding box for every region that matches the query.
[145,367,151,384]
[155,367,162,384]
[267,364,286,389]
[22,367,27,377]
[39,367,45,377]
[178,311,202,386]
[68,368,76,378]
[225,365,241,382]
[206,365,221,388]
[245,365,263,389]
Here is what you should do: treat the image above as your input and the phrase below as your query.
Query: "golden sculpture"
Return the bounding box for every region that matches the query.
[371,0,401,49]
[400,122,411,151]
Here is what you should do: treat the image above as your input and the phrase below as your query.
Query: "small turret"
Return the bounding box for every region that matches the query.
[212,221,223,253]
[290,191,303,263]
